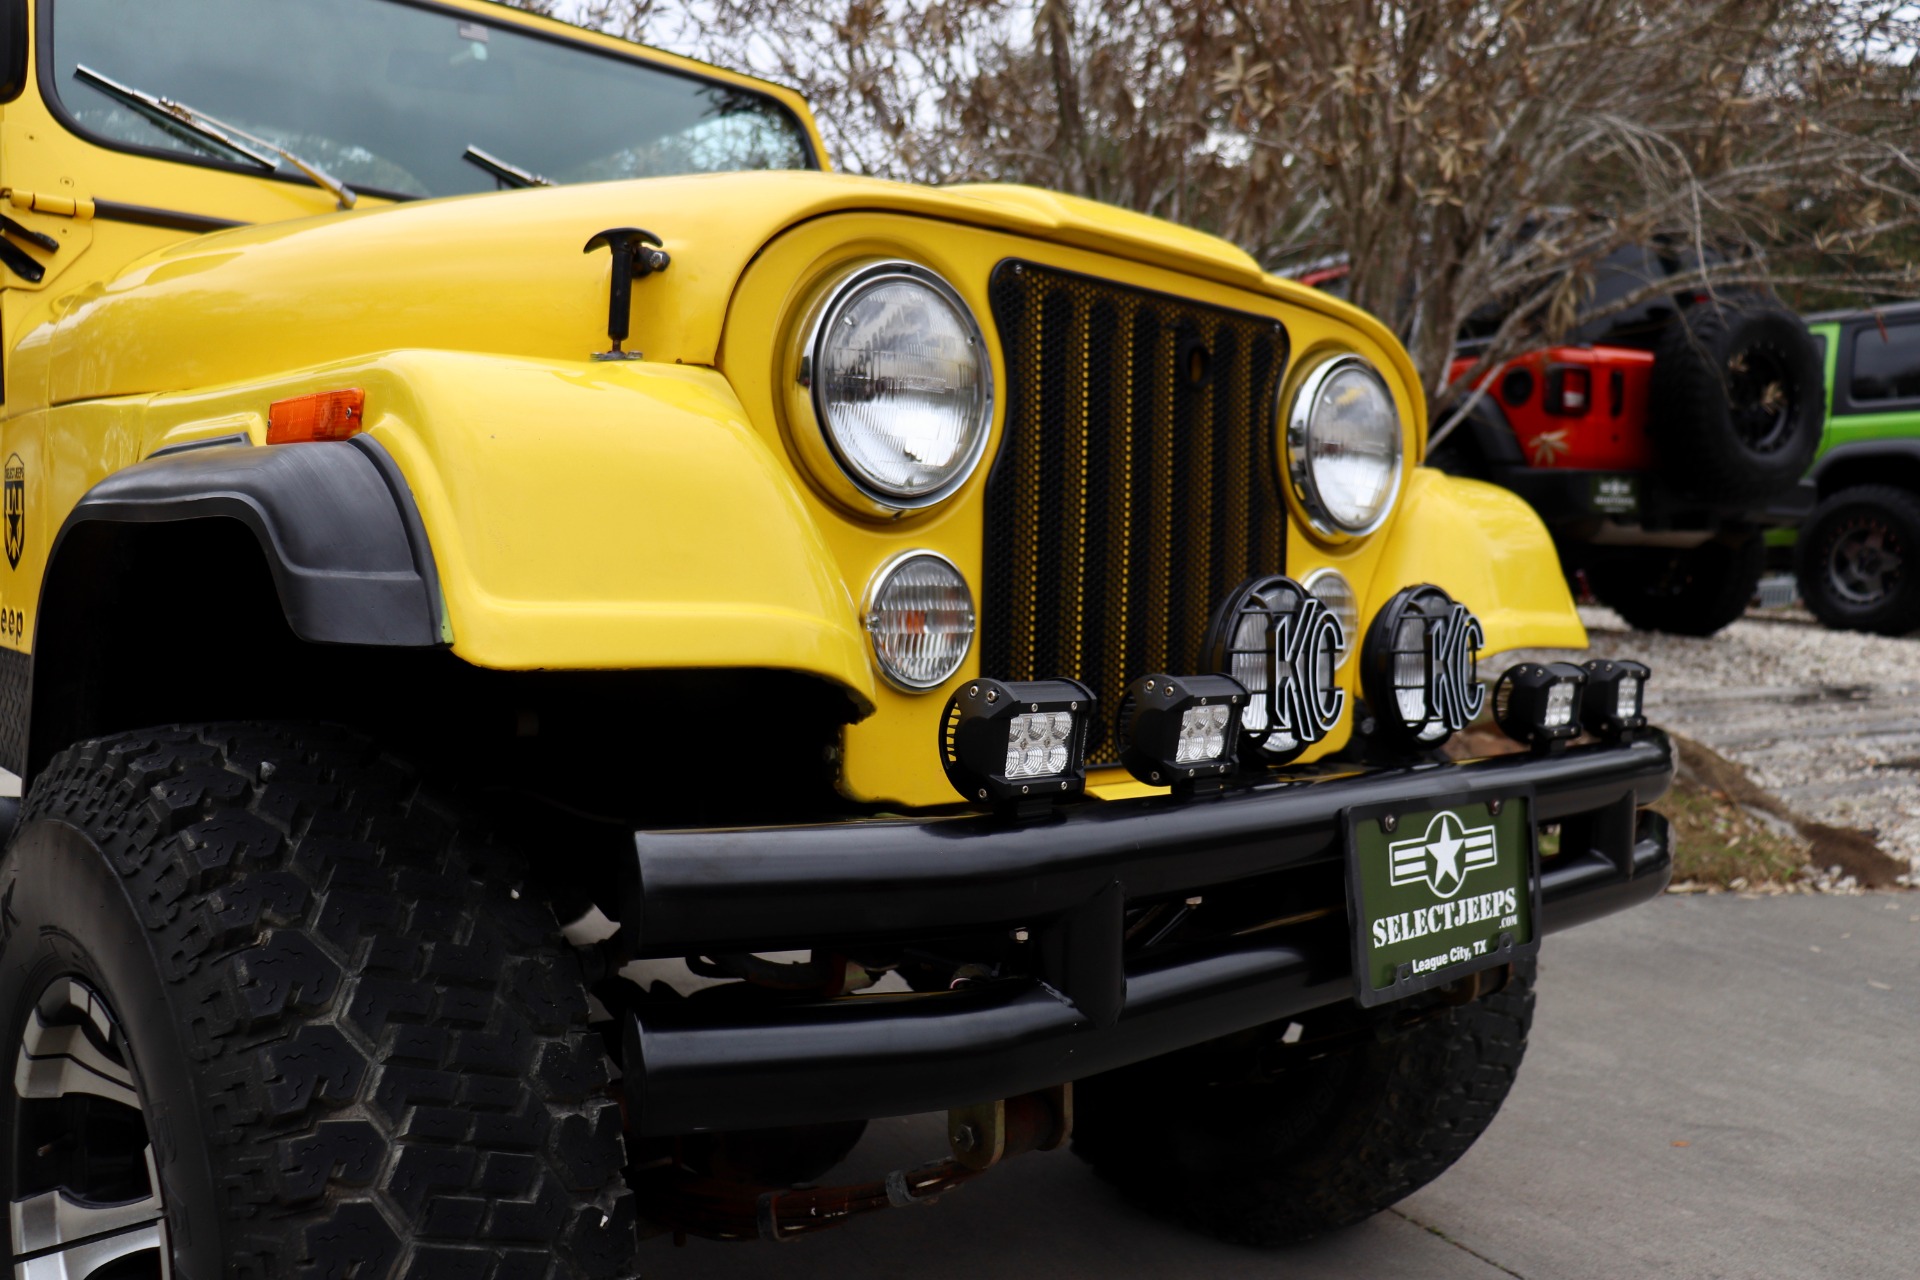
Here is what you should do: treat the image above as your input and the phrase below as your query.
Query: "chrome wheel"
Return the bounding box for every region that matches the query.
[8,977,166,1279]
[1826,518,1904,606]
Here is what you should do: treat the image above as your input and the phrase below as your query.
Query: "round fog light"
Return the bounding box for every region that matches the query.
[864,551,975,690]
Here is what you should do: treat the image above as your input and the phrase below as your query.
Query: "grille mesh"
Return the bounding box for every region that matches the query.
[981,260,1291,763]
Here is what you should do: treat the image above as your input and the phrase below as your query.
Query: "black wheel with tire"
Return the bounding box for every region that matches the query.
[1586,536,1765,636]
[1072,961,1534,1245]
[1648,300,1823,501]
[1797,484,1920,635]
[0,724,638,1279]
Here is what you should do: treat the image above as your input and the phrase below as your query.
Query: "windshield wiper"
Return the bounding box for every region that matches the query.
[462,146,552,190]
[75,65,357,209]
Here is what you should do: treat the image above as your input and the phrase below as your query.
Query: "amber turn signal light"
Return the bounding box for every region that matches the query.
[267,389,365,444]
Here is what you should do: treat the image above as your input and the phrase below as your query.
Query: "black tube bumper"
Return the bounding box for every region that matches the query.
[625,735,1675,1134]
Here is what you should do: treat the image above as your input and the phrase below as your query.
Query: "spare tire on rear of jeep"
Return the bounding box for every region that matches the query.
[1648,299,1823,502]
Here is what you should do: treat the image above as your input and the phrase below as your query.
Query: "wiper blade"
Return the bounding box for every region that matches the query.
[75,65,357,209]
[463,146,552,190]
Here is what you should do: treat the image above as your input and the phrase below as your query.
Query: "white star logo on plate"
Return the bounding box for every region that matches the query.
[1388,811,1499,899]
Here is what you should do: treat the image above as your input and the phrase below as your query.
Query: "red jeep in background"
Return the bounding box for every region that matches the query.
[1304,249,1825,636]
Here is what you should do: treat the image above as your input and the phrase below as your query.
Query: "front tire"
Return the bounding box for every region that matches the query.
[1072,961,1535,1245]
[0,724,638,1279]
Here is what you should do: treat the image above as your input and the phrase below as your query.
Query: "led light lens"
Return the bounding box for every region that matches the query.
[1544,681,1577,728]
[1006,710,1075,778]
[1616,675,1642,720]
[1175,704,1232,763]
[865,552,975,690]
[1288,356,1403,536]
[813,266,992,505]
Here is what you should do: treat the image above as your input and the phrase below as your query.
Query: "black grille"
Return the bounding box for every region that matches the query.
[981,260,1291,763]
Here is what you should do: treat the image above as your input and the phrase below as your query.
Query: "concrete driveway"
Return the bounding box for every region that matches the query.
[640,894,1920,1279]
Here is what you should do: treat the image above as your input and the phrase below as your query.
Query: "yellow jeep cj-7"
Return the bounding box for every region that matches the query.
[0,1,1672,1275]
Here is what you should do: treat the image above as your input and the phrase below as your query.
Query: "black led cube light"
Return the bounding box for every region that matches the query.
[1579,658,1651,740]
[940,677,1097,811]
[1492,661,1588,754]
[1117,673,1250,796]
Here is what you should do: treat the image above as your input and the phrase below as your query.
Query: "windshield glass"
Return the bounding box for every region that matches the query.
[48,0,817,199]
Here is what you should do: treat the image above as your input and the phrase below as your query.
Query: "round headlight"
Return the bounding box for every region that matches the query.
[1285,354,1403,537]
[808,262,993,508]
[864,551,975,690]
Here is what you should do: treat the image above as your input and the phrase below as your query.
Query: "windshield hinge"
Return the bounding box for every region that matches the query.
[2,190,96,221]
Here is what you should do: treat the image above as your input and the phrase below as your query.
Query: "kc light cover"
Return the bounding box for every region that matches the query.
[1361,584,1486,748]
[1203,574,1347,764]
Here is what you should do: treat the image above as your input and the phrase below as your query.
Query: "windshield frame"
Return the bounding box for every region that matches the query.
[34,0,823,204]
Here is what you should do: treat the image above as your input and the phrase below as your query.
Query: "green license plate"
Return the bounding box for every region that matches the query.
[1345,794,1539,1007]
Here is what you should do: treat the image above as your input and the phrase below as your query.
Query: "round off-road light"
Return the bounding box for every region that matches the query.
[1203,574,1346,764]
[1361,584,1486,748]
[1300,567,1359,668]
[940,677,1095,810]
[1117,673,1250,795]
[806,261,992,508]
[1285,354,1403,538]
[864,551,975,690]
[1579,658,1651,739]
[1492,661,1588,753]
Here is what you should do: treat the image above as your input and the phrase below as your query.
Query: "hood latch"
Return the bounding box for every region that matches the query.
[584,226,671,362]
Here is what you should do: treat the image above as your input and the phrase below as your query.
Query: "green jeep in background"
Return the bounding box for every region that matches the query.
[1797,304,1920,635]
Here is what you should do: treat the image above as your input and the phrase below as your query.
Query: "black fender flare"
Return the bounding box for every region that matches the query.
[1808,438,1920,494]
[45,435,447,647]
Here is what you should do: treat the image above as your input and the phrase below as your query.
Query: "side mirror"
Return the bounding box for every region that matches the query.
[0,0,25,105]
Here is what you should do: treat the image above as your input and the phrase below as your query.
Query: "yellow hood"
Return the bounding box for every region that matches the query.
[46,171,1309,406]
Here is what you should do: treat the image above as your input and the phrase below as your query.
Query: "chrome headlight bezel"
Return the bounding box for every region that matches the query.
[1284,353,1404,541]
[792,259,995,515]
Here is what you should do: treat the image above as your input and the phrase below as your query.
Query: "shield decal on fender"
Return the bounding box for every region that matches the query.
[3,455,22,569]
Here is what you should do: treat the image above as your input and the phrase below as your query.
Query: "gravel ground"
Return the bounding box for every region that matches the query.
[1497,603,1920,881]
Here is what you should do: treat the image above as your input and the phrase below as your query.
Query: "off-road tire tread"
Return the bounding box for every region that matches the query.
[1072,962,1535,1245]
[1796,483,1920,635]
[19,723,636,1280]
